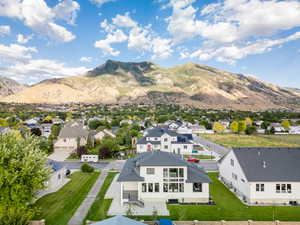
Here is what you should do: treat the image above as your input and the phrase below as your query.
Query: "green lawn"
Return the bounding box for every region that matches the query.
[168,173,300,221]
[84,172,118,223]
[184,155,215,160]
[33,171,100,225]
[200,134,300,148]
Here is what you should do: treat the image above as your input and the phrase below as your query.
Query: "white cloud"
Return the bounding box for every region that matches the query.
[94,29,128,56]
[90,0,116,7]
[127,26,152,51]
[112,12,137,28]
[151,37,173,59]
[80,57,92,63]
[0,59,89,83]
[0,25,11,36]
[53,0,80,25]
[16,34,33,44]
[0,43,37,64]
[0,0,78,42]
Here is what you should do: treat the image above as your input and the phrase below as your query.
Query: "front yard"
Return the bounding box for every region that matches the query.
[168,173,300,221]
[33,171,100,225]
[200,134,300,148]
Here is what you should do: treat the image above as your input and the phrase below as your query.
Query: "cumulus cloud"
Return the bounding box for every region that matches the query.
[0,43,37,64]
[95,13,173,59]
[16,34,33,44]
[0,0,79,42]
[90,0,116,7]
[0,59,89,84]
[94,29,128,56]
[0,25,11,36]
[80,57,92,63]
[167,0,300,64]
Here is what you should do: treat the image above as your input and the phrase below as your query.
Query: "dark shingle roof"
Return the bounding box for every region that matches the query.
[117,151,211,183]
[58,121,89,138]
[233,148,300,182]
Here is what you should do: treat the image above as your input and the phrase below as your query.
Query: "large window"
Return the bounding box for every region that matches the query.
[276,184,292,193]
[230,159,234,166]
[164,138,168,142]
[169,183,179,192]
[163,168,168,178]
[256,184,264,192]
[146,168,155,175]
[169,168,178,177]
[163,183,168,192]
[148,183,153,192]
[193,183,202,192]
[155,183,159,192]
[184,145,187,149]
[179,183,184,192]
[179,168,184,177]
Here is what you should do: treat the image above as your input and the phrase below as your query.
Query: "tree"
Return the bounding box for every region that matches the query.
[0,118,8,127]
[213,122,225,134]
[261,121,270,130]
[30,127,42,136]
[0,134,50,225]
[281,120,290,131]
[98,136,119,159]
[88,120,102,130]
[43,115,53,123]
[77,146,87,157]
[238,121,247,133]
[230,121,239,133]
[245,117,253,126]
[245,126,257,135]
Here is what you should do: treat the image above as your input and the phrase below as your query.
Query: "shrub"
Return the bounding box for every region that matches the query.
[81,163,94,173]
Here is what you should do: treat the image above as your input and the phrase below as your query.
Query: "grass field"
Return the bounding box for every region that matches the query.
[84,172,118,223]
[33,171,100,225]
[168,173,300,221]
[184,154,215,159]
[200,134,300,148]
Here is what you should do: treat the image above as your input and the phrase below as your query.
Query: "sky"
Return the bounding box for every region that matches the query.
[0,0,300,88]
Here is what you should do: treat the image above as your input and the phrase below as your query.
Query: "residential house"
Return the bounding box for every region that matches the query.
[54,121,90,152]
[120,119,133,125]
[219,148,300,205]
[37,160,69,198]
[289,126,300,134]
[0,126,11,135]
[91,129,116,141]
[137,127,194,154]
[40,123,53,138]
[90,216,147,225]
[268,123,284,133]
[117,151,211,206]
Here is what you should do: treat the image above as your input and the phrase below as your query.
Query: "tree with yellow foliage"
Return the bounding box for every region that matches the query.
[245,117,253,126]
[281,120,290,131]
[213,122,225,134]
[230,121,239,133]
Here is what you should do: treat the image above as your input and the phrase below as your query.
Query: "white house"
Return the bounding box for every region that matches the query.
[54,121,90,152]
[219,148,300,205]
[289,126,300,134]
[136,127,194,155]
[117,151,211,206]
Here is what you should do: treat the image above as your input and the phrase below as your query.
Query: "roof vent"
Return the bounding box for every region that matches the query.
[258,151,261,156]
[263,161,267,168]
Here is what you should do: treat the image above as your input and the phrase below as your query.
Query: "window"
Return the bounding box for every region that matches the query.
[164,138,168,142]
[148,183,153,192]
[142,183,147,192]
[193,183,202,192]
[281,184,286,193]
[164,145,168,149]
[169,168,178,177]
[155,183,159,192]
[287,184,292,193]
[184,145,187,149]
[276,184,281,193]
[232,173,238,180]
[230,159,234,167]
[163,168,168,177]
[179,168,184,177]
[146,168,155,175]
[169,183,179,192]
[163,183,168,192]
[179,183,184,192]
[58,174,61,180]
[256,184,264,192]
[276,184,292,193]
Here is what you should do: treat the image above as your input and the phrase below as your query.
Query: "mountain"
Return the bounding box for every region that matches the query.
[1,60,300,111]
[0,77,26,97]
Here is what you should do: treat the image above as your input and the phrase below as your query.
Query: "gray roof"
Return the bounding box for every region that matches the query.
[117,151,211,183]
[91,216,146,225]
[58,121,89,138]
[233,148,300,182]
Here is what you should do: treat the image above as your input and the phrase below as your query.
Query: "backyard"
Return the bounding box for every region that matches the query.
[168,173,300,221]
[200,134,300,148]
[33,171,100,225]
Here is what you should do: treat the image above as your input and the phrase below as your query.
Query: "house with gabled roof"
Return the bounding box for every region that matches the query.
[136,127,194,154]
[117,151,211,206]
[219,148,300,205]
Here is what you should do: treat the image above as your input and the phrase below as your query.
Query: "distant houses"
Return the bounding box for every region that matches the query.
[219,148,300,205]
[117,151,211,206]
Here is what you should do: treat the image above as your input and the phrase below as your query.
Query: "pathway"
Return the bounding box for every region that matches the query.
[67,161,117,225]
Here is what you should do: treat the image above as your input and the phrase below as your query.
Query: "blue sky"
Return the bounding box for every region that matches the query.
[0,0,300,88]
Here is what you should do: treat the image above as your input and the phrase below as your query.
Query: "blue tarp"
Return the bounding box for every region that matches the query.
[158,219,173,225]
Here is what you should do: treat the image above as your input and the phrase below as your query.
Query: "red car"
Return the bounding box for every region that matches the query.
[187,157,200,163]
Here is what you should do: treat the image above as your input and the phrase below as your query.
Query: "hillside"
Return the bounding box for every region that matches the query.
[0,77,26,97]
[1,60,300,111]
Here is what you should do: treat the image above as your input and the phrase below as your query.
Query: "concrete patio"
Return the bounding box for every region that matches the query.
[105,174,170,216]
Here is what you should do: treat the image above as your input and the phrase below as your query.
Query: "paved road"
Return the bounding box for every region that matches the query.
[198,160,218,172]
[193,134,230,158]
[61,161,109,170]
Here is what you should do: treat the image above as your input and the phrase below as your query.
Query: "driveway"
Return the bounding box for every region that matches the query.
[198,160,219,172]
[193,134,230,158]
[48,149,74,161]
[61,161,109,170]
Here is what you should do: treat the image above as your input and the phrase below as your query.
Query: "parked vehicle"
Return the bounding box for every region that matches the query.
[154,219,174,225]
[187,157,200,163]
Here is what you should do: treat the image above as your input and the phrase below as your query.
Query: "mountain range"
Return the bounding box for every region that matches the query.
[1,60,300,111]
